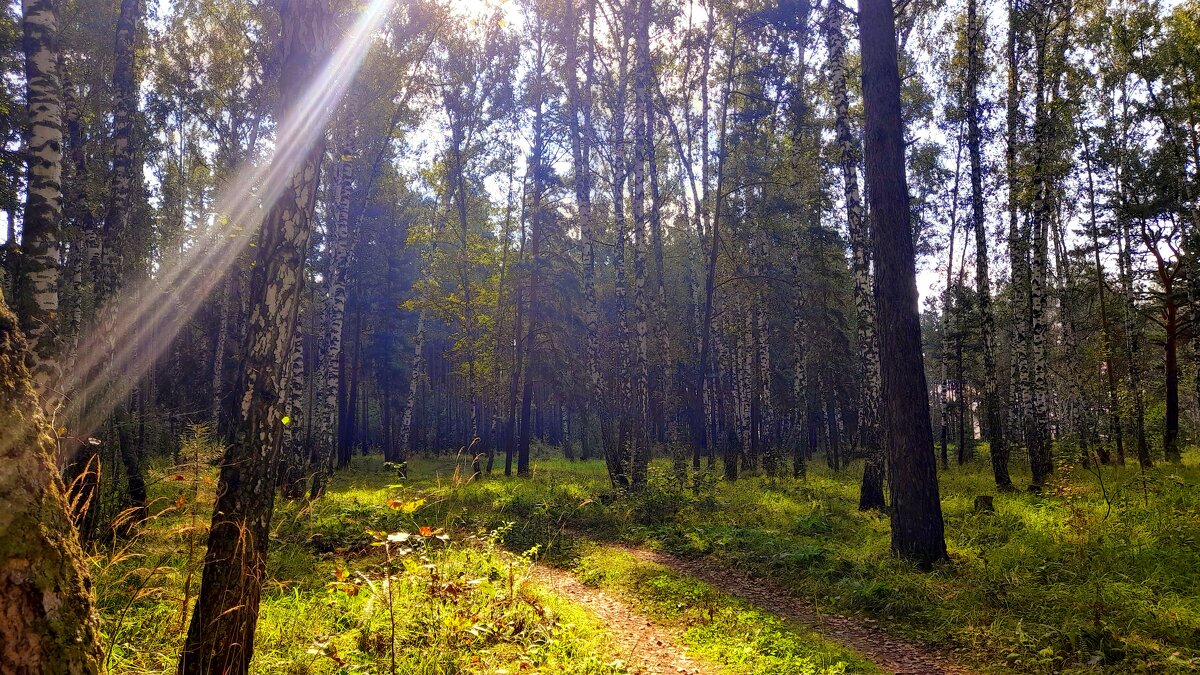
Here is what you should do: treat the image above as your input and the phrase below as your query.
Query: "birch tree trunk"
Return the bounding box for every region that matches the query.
[310,138,354,498]
[966,0,1012,490]
[695,18,737,479]
[791,296,808,479]
[397,311,425,462]
[179,1,330,670]
[825,4,885,509]
[1006,0,1030,443]
[1025,27,1054,490]
[609,19,632,488]
[565,0,608,467]
[628,0,652,487]
[645,33,671,452]
[754,241,774,473]
[16,0,65,404]
[209,272,232,432]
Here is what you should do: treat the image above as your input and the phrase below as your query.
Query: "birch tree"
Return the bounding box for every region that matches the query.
[179,0,331,669]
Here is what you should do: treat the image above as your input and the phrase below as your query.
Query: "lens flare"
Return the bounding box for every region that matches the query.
[58,0,397,453]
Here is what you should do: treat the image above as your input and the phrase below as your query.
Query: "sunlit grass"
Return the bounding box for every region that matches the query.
[93,439,1200,673]
[92,437,625,674]
[575,545,878,675]
[364,447,1200,673]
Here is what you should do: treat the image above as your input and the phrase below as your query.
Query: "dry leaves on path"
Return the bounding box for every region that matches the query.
[531,564,710,675]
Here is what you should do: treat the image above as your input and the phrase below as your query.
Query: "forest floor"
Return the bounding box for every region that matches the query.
[91,434,1200,674]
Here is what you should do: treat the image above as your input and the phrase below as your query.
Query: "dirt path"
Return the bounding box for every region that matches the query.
[531,564,710,675]
[620,546,976,675]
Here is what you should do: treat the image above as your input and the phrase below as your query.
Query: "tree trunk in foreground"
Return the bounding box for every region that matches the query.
[16,0,65,403]
[0,294,102,675]
[858,0,947,568]
[178,1,330,671]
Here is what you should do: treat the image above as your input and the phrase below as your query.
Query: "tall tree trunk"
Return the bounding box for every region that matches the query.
[825,4,885,509]
[754,246,774,473]
[694,18,737,481]
[310,140,354,498]
[517,62,549,478]
[791,295,809,479]
[1083,135,1122,465]
[98,0,147,520]
[939,138,963,471]
[210,273,232,433]
[16,0,65,401]
[967,0,1012,489]
[1006,0,1030,445]
[1165,303,1180,462]
[628,0,652,487]
[565,0,608,470]
[1114,117,1150,467]
[0,295,102,675]
[60,63,99,375]
[859,0,947,567]
[179,1,330,670]
[609,23,632,488]
[644,13,670,454]
[1025,28,1054,490]
[398,311,425,462]
[448,125,479,455]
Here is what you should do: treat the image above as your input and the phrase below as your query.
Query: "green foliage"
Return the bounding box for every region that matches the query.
[93,447,626,674]
[623,466,719,526]
[574,547,876,674]
[617,455,1200,674]
[396,452,1200,673]
[94,446,1200,674]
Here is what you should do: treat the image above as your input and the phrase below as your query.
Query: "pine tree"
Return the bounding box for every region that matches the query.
[859,0,947,567]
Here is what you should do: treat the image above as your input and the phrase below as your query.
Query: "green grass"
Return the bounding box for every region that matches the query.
[92,435,626,674]
[574,545,879,674]
[370,449,1200,674]
[92,437,1200,674]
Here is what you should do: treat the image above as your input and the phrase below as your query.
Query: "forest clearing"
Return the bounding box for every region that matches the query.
[3,0,1200,671]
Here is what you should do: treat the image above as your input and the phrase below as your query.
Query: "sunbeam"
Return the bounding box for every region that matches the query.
[57,0,397,453]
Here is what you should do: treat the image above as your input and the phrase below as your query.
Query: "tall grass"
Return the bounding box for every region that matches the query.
[91,435,625,674]
[91,438,1200,673]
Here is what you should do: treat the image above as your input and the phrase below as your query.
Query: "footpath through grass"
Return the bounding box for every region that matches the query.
[93,436,1200,674]
[92,434,624,674]
[392,447,1200,674]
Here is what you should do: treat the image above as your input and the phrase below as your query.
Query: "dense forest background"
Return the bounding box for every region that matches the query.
[3,0,1198,498]
[1,0,1200,670]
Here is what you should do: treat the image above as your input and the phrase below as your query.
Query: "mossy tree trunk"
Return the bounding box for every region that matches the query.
[0,294,102,675]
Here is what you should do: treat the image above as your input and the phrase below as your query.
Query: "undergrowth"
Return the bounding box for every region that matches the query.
[91,430,625,674]
[386,448,1200,673]
[91,432,1200,674]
